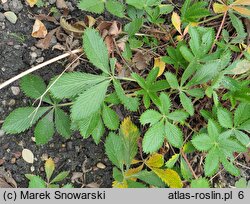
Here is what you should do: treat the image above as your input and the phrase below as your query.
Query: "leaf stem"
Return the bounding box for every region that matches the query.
[115,76,136,82]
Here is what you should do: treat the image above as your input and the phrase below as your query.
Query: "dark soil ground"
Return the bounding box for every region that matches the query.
[0,0,115,188]
[0,0,249,188]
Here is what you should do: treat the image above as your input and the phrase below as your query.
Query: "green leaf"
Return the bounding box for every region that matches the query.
[185,88,205,99]
[51,171,70,184]
[229,13,247,44]
[192,133,214,151]
[26,175,46,188]
[181,157,193,181]
[102,104,120,130]
[124,18,143,36]
[207,119,220,140]
[50,72,107,99]
[126,0,144,10]
[191,178,210,188]
[164,72,179,89]
[3,107,50,134]
[204,147,219,177]
[180,92,194,116]
[34,111,55,145]
[158,92,171,115]
[219,138,246,153]
[220,155,240,176]
[55,108,72,139]
[165,154,179,168]
[133,170,165,188]
[235,178,248,188]
[114,80,139,111]
[234,103,250,127]
[20,74,52,104]
[78,112,100,138]
[92,117,105,144]
[106,0,125,17]
[167,110,189,123]
[78,0,105,13]
[165,122,183,148]
[142,121,165,153]
[140,109,162,125]
[217,107,233,128]
[105,132,124,169]
[234,130,250,147]
[238,119,250,132]
[83,28,110,73]
[71,80,109,120]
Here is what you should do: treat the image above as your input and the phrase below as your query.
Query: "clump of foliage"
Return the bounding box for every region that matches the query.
[25,158,72,188]
[1,0,250,188]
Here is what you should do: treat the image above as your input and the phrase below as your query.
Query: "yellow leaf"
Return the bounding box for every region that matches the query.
[146,153,164,168]
[213,3,229,13]
[171,12,182,34]
[232,6,250,16]
[154,57,166,77]
[32,19,48,38]
[45,158,55,181]
[120,117,139,138]
[232,0,250,6]
[112,180,128,188]
[152,168,183,188]
[131,159,142,165]
[125,165,144,181]
[26,0,38,7]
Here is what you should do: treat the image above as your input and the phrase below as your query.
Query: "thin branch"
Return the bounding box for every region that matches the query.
[181,149,198,179]
[0,48,82,90]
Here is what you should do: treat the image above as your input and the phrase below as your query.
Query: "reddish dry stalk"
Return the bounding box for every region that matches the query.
[210,11,228,53]
[180,149,198,180]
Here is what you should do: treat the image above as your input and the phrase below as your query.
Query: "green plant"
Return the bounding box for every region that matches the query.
[25,158,72,188]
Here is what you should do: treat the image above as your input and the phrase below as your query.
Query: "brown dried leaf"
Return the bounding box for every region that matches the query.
[105,36,114,55]
[34,14,59,25]
[132,51,151,70]
[32,19,48,38]
[60,18,85,38]
[86,182,101,188]
[36,28,57,49]
[0,167,17,188]
[84,15,96,28]
[56,0,68,9]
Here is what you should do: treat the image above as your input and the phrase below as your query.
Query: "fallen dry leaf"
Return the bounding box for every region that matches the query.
[132,51,151,70]
[60,17,85,38]
[84,15,96,28]
[22,149,34,164]
[36,28,57,49]
[0,167,17,188]
[32,19,48,38]
[56,0,68,9]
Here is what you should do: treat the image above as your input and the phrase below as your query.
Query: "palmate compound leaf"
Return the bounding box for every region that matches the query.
[102,104,120,130]
[165,122,183,148]
[34,110,55,145]
[78,0,105,14]
[83,28,110,74]
[50,72,108,99]
[152,168,183,188]
[105,132,124,169]
[2,107,51,134]
[20,74,52,104]
[71,80,110,121]
[142,121,165,154]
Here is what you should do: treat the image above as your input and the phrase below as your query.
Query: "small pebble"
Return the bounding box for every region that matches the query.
[97,162,106,169]
[49,0,56,4]
[30,166,35,172]
[41,153,48,161]
[8,99,16,106]
[36,57,44,63]
[10,86,20,95]
[30,52,37,59]
[9,0,23,13]
[0,129,5,137]
[10,157,16,164]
